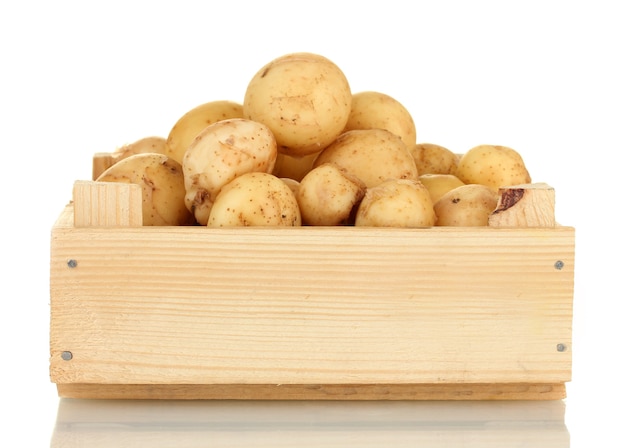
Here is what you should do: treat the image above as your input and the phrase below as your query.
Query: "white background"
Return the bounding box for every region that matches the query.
[1,1,624,446]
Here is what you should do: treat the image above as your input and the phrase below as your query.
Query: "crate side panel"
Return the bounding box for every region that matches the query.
[50,225,574,385]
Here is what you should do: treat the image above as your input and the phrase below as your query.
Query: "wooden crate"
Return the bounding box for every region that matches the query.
[49,179,575,400]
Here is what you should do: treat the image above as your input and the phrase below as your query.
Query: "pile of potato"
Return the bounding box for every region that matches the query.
[96,52,532,227]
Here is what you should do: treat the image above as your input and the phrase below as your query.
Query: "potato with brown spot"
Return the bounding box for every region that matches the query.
[343,91,417,149]
[410,143,459,175]
[313,128,418,188]
[208,172,301,227]
[243,52,352,157]
[165,100,244,164]
[182,118,277,225]
[96,153,195,226]
[355,179,436,228]
[455,144,531,191]
[112,136,169,162]
[419,173,465,204]
[296,163,367,226]
[434,184,498,226]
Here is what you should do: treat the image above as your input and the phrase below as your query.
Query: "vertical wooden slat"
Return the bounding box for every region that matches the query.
[72,180,143,227]
[489,183,556,227]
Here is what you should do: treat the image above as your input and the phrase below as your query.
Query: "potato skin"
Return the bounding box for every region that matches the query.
[243,52,352,157]
[455,144,531,191]
[419,173,465,204]
[433,184,498,226]
[343,91,417,149]
[182,118,277,225]
[208,172,301,227]
[296,163,366,226]
[410,143,459,175]
[112,136,169,162]
[313,129,418,188]
[165,100,244,164]
[355,179,436,228]
[96,153,195,226]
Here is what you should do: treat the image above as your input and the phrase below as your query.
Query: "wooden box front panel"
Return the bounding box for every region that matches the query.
[50,205,574,388]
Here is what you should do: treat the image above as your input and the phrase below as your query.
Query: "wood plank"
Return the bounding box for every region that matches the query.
[92,152,116,180]
[50,180,574,399]
[56,382,567,400]
[50,219,574,387]
[489,183,556,227]
[72,180,142,227]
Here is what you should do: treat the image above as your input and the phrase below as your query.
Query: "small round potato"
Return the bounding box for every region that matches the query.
[112,136,169,162]
[419,173,466,204]
[182,118,277,225]
[433,184,498,226]
[343,91,417,149]
[313,129,418,188]
[410,143,459,175]
[208,172,301,227]
[455,144,531,191]
[355,179,436,228]
[165,100,244,164]
[94,136,170,179]
[243,52,352,157]
[296,163,367,226]
[96,153,195,226]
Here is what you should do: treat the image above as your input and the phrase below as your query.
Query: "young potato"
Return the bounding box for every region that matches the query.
[243,52,352,157]
[208,172,301,227]
[434,184,498,227]
[112,136,169,161]
[343,91,417,149]
[296,163,367,226]
[96,153,195,226]
[93,136,169,180]
[455,144,531,191]
[182,118,277,225]
[419,173,466,204]
[355,179,436,228]
[313,129,418,188]
[409,142,459,175]
[165,100,244,164]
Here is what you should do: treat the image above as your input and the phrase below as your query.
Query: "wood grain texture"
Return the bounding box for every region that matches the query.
[50,209,574,389]
[56,383,566,400]
[72,180,142,227]
[92,152,116,180]
[489,183,556,227]
[50,180,574,399]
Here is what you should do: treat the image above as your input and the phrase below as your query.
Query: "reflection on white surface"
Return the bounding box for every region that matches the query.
[51,399,569,447]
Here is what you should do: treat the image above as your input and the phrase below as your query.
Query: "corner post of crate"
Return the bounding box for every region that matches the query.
[72,180,143,227]
[92,152,117,180]
[489,183,556,227]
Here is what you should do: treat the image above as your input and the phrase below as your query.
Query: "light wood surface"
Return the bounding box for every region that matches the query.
[73,180,142,227]
[50,181,574,399]
[489,183,556,227]
[92,152,116,180]
[56,383,566,400]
